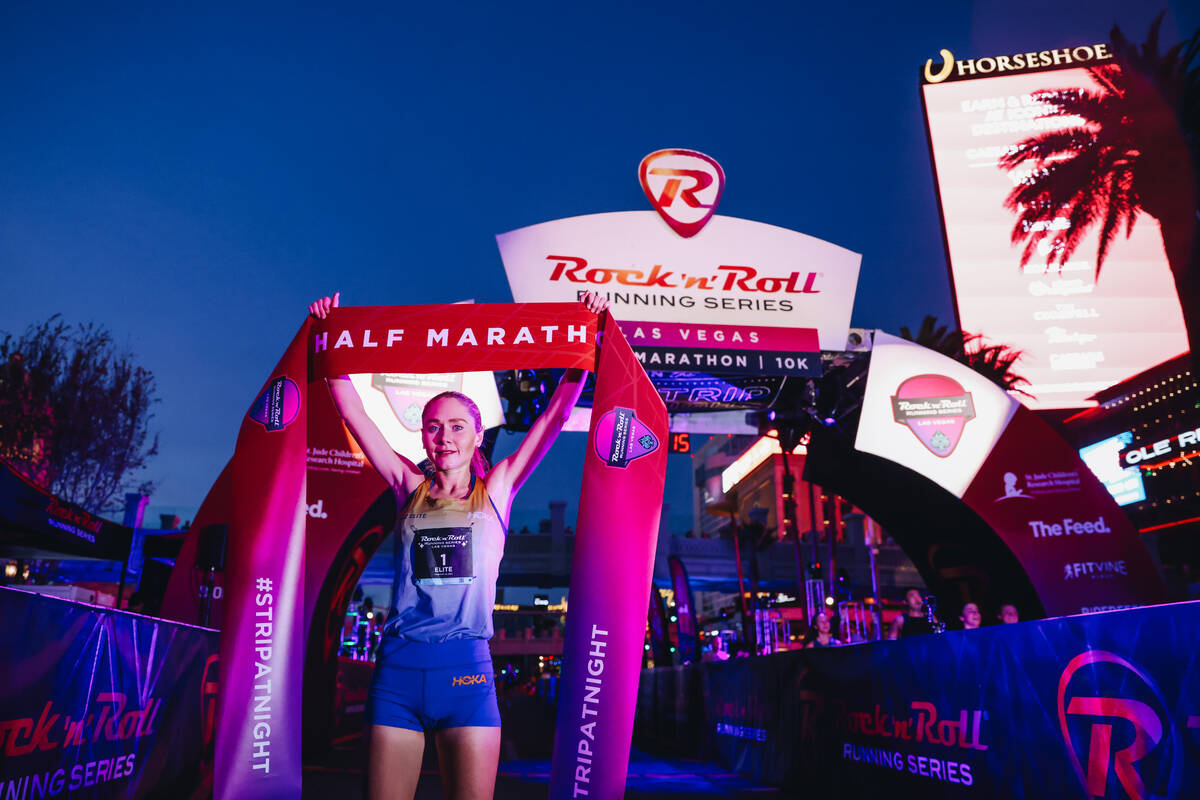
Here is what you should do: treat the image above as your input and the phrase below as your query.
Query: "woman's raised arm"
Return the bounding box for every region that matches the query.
[310,293,424,498]
[485,292,608,516]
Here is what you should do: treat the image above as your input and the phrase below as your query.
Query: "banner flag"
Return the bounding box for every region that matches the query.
[668,556,699,664]
[647,586,671,665]
[189,303,663,800]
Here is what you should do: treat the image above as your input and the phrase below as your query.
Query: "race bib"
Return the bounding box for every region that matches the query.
[413,526,475,585]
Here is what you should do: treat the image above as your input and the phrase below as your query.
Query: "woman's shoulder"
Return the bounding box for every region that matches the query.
[396,476,431,510]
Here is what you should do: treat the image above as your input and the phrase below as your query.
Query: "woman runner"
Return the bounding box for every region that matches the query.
[308,291,608,800]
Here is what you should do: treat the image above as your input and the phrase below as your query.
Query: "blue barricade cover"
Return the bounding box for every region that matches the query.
[636,601,1200,798]
[0,587,219,799]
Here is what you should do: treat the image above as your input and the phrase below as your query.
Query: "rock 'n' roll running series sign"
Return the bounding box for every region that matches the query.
[497,149,862,403]
[856,331,1166,615]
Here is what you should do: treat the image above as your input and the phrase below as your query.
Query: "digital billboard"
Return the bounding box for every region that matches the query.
[1078,431,1147,507]
[922,49,1189,409]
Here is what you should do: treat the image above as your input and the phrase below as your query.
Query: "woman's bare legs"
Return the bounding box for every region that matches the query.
[368,724,425,800]
[434,726,501,800]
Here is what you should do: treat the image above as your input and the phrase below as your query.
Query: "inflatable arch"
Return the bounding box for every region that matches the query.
[161,303,667,800]
[802,332,1166,619]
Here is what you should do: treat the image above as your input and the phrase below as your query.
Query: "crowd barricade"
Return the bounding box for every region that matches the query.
[635,601,1200,798]
[1,586,219,799]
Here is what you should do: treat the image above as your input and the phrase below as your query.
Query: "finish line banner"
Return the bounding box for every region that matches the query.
[635,601,1200,798]
[213,303,666,800]
[0,587,219,799]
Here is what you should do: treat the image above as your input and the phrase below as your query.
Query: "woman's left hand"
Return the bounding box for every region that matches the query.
[580,290,609,315]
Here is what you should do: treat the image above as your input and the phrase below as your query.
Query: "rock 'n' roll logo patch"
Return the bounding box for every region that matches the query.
[593,407,659,468]
[891,374,975,458]
[638,149,725,238]
[249,376,301,431]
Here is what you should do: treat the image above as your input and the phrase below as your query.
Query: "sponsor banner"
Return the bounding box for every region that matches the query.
[857,332,1165,612]
[0,587,219,799]
[634,600,1200,798]
[0,462,132,562]
[160,303,662,800]
[961,407,1167,614]
[497,211,861,351]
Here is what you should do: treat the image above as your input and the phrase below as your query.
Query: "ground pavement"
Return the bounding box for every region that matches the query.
[300,692,785,799]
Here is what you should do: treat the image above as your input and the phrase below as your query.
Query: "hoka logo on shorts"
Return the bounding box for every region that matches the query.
[452,673,488,687]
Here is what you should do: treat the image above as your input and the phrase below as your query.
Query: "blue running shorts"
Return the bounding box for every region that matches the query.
[369,637,500,732]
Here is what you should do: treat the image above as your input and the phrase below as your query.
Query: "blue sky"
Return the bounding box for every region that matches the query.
[1,1,1194,532]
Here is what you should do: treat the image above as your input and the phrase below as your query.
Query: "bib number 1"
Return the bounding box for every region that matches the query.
[413,526,475,585]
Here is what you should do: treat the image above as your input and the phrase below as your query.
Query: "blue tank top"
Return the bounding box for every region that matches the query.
[383,476,506,656]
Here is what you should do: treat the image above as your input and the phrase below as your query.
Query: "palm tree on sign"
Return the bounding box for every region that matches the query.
[900,315,1033,399]
[999,15,1200,356]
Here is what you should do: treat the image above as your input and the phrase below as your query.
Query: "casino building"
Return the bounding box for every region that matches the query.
[1062,353,1200,598]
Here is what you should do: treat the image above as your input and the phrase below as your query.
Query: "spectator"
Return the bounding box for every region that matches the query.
[805,612,841,648]
[960,602,982,630]
[888,588,938,639]
[708,633,731,661]
[998,604,1019,624]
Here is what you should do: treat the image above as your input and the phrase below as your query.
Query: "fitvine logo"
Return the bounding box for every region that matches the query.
[639,149,725,238]
[1057,650,1181,799]
[890,374,976,458]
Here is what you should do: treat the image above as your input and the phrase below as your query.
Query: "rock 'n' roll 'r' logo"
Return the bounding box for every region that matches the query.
[639,149,725,238]
[249,376,301,431]
[891,374,975,458]
[1058,650,1180,799]
[594,407,659,468]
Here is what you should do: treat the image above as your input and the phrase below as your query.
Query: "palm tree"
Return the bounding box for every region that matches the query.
[1000,15,1200,355]
[901,315,1033,398]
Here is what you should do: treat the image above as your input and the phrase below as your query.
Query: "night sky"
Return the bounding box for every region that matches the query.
[1,1,1194,531]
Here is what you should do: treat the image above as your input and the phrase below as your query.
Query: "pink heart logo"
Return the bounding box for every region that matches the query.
[890,374,975,458]
[638,149,725,238]
[593,407,659,468]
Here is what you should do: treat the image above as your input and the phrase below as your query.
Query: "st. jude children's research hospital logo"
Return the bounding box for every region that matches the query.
[593,407,659,468]
[891,374,976,457]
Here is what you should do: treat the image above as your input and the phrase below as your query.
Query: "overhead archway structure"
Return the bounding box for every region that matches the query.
[821,331,1167,616]
[159,303,667,800]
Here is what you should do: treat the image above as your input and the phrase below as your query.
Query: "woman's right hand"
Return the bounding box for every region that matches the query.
[309,292,340,319]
